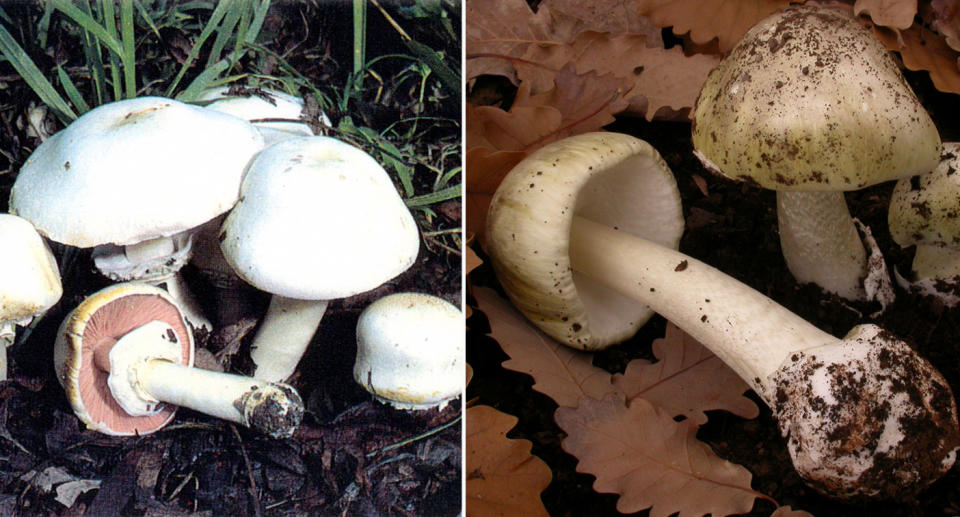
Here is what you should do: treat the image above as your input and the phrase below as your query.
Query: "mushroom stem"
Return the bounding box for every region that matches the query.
[568,216,832,394]
[0,322,13,380]
[911,244,960,280]
[776,191,867,300]
[98,321,303,438]
[249,296,329,382]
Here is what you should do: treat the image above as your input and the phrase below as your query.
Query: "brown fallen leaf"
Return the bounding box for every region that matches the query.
[466,244,484,318]
[556,394,769,516]
[873,23,960,94]
[466,0,584,82]
[925,0,960,52]
[516,32,719,120]
[465,147,528,240]
[540,0,664,41]
[465,405,552,517]
[633,0,793,53]
[612,322,759,425]
[474,287,617,408]
[854,0,917,30]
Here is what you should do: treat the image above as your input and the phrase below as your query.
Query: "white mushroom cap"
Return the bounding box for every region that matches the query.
[198,86,321,144]
[353,292,463,410]
[9,96,265,247]
[220,136,420,300]
[0,214,62,324]
[692,5,941,190]
[889,143,960,251]
[485,132,684,351]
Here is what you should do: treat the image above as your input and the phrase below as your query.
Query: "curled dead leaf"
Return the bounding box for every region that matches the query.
[854,0,917,30]
[873,23,960,94]
[466,405,552,517]
[633,0,793,52]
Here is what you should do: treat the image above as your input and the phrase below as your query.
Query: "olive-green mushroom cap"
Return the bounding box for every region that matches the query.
[889,143,960,249]
[692,5,941,191]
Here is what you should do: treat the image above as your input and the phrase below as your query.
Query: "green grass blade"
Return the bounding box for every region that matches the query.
[57,65,91,114]
[242,0,270,46]
[52,0,123,56]
[36,1,54,49]
[132,0,161,39]
[348,0,365,106]
[177,57,232,101]
[404,185,461,208]
[0,22,76,121]
[95,0,122,101]
[206,0,239,68]
[165,0,231,96]
[120,0,136,98]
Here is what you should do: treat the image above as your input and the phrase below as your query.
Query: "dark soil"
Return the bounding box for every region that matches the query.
[0,3,461,516]
[466,67,960,516]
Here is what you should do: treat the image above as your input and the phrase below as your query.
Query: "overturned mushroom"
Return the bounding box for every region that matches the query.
[353,293,463,410]
[54,283,303,438]
[888,143,960,305]
[0,214,62,380]
[691,5,941,302]
[486,132,959,499]
[10,96,266,331]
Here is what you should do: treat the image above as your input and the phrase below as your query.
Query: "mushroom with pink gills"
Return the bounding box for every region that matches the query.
[888,143,960,306]
[485,131,960,500]
[354,292,463,410]
[197,85,331,145]
[219,135,420,382]
[691,4,941,304]
[54,283,303,438]
[0,213,63,380]
[9,96,267,332]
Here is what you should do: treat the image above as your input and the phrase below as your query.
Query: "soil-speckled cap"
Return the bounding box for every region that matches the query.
[692,5,941,191]
[485,132,684,351]
[889,143,960,249]
[219,136,419,300]
[10,96,264,247]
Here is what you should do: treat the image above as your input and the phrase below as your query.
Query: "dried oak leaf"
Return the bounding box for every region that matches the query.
[465,405,552,517]
[474,287,617,408]
[466,0,584,82]
[633,0,793,52]
[539,0,664,41]
[873,23,960,94]
[465,147,528,239]
[925,0,960,52]
[854,0,917,30]
[612,323,759,425]
[556,394,767,516]
[465,244,484,317]
[518,32,719,120]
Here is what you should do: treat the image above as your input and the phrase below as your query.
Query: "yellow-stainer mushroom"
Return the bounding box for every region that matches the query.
[54,283,303,438]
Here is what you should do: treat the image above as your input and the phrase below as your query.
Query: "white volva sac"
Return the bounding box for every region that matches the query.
[353,293,463,410]
[691,5,941,301]
[486,132,960,500]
